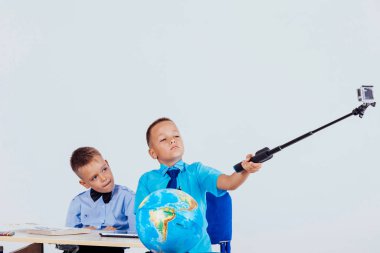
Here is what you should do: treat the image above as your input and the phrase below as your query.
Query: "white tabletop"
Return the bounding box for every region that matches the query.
[0,224,144,248]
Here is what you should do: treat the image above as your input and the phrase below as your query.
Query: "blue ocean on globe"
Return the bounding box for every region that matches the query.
[136,189,203,253]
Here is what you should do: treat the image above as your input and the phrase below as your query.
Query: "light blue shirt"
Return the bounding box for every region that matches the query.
[66,184,136,233]
[135,160,226,252]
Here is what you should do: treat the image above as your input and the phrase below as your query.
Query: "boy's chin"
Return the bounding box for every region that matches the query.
[99,183,115,193]
[169,152,183,160]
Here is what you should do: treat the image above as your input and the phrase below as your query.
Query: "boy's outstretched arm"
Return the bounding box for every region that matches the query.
[217,154,262,191]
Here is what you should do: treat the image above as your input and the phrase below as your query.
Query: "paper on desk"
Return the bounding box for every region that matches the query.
[26,226,92,236]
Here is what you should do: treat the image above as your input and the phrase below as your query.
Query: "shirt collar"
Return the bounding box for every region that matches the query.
[90,188,112,203]
[159,160,185,176]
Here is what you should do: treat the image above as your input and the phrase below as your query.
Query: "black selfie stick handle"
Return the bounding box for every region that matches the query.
[233,103,374,173]
[233,147,274,172]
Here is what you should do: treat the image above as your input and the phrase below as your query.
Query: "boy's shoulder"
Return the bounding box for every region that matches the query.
[187,161,203,166]
[185,161,206,170]
[185,161,221,174]
[114,184,135,195]
[71,189,90,201]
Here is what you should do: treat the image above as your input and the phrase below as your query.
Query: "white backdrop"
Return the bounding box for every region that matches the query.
[1,1,380,252]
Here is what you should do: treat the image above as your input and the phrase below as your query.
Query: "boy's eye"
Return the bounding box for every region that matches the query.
[175,135,180,138]
[91,176,98,181]
[102,167,108,172]
[160,138,166,142]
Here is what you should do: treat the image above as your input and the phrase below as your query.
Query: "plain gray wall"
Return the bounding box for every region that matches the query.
[1,1,380,252]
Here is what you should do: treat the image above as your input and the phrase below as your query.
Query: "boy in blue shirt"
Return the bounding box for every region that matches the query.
[66,147,136,253]
[135,118,262,252]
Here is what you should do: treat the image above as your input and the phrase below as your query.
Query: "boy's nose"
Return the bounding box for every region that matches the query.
[99,174,107,181]
[170,138,176,144]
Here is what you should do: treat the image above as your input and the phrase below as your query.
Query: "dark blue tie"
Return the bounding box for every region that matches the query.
[166,169,180,189]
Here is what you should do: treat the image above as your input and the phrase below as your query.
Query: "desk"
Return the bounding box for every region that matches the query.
[0,230,145,253]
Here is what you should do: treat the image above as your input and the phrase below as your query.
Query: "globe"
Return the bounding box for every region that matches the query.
[136,189,203,253]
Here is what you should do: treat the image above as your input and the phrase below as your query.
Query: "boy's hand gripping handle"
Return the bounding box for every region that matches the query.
[233,147,273,173]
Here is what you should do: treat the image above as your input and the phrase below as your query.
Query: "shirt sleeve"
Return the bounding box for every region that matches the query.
[65,197,82,228]
[134,173,150,214]
[124,190,137,233]
[195,162,226,197]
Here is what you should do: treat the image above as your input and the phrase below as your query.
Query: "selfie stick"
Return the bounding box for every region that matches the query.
[233,100,376,173]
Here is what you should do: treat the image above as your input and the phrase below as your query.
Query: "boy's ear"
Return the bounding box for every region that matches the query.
[148,148,158,159]
[79,179,90,189]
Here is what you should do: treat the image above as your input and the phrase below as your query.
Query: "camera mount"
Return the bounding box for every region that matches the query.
[234,86,376,173]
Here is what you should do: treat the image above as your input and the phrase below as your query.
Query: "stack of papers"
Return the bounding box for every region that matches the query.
[26,226,92,236]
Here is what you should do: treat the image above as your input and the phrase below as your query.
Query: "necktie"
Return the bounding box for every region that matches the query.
[90,188,112,204]
[166,169,180,189]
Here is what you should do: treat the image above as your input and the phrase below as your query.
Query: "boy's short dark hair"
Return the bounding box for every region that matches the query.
[70,147,102,173]
[146,117,173,146]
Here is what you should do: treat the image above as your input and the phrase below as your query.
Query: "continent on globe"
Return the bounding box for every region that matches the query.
[149,207,176,241]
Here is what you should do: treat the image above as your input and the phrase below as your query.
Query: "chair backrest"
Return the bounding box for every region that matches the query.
[206,192,232,244]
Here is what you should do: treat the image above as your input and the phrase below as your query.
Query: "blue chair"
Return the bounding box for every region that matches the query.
[206,192,232,253]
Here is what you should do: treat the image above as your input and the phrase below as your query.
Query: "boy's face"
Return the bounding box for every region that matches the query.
[149,120,184,167]
[76,155,115,193]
